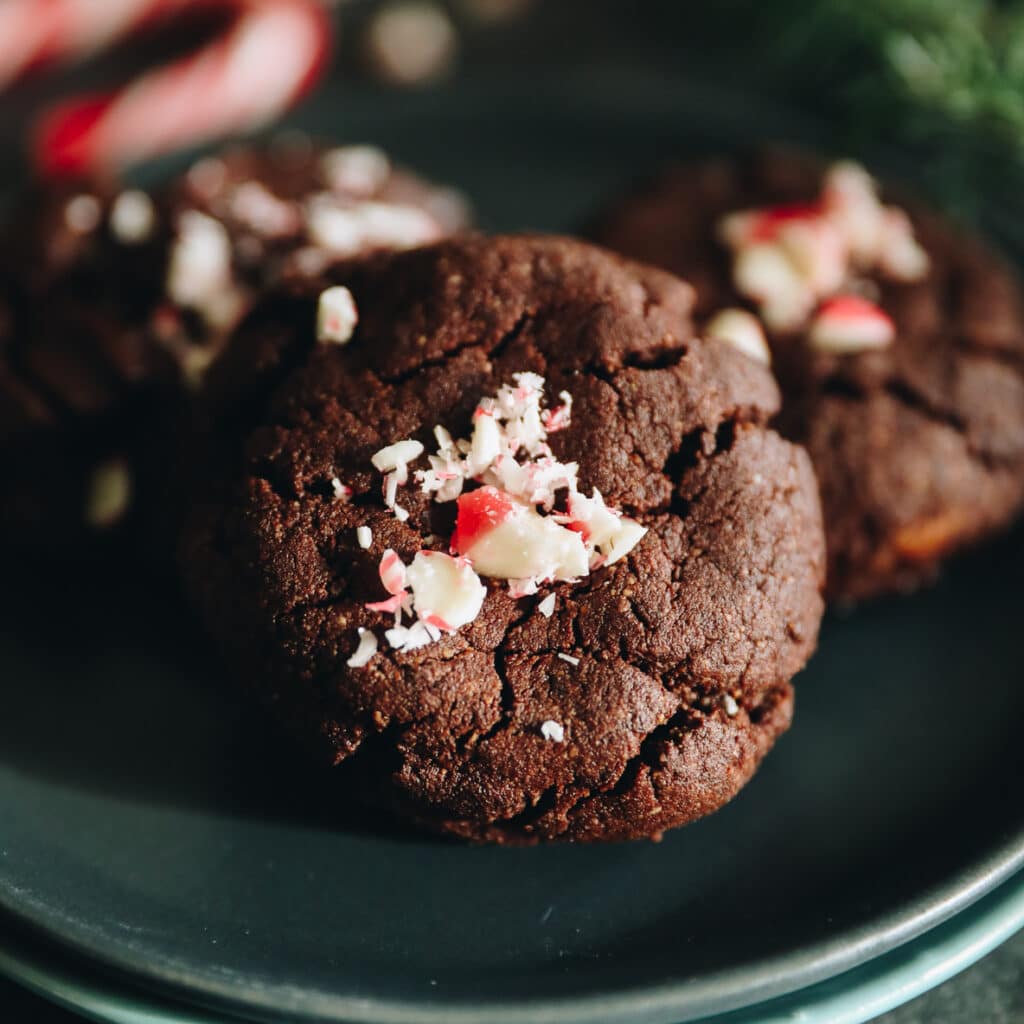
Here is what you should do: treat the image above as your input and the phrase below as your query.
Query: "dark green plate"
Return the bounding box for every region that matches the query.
[1,81,1023,1024]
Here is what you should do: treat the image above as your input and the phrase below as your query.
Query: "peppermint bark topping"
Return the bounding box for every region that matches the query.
[350,375,648,665]
[717,160,929,341]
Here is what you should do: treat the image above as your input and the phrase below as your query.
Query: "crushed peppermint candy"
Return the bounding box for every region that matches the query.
[109,190,156,244]
[809,295,895,354]
[331,477,352,501]
[317,286,359,345]
[347,628,379,668]
[406,550,486,631]
[321,145,392,196]
[372,439,424,522]
[540,720,565,742]
[705,308,771,366]
[65,194,102,233]
[723,694,740,718]
[717,161,929,333]
[452,486,589,583]
[557,653,581,667]
[356,525,373,549]
[166,210,239,324]
[349,375,647,664]
[228,182,300,238]
[305,194,442,257]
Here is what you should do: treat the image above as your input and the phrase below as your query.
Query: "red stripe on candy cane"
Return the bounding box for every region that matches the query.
[3,0,332,177]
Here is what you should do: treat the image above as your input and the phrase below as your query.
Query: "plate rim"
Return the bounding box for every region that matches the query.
[2,867,1023,1024]
[2,826,1022,1024]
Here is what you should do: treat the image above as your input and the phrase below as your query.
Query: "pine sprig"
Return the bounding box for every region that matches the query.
[715,0,1024,221]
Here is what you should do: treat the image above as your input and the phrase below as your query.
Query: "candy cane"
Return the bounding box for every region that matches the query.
[0,0,333,176]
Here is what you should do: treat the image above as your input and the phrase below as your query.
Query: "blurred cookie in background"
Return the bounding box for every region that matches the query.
[588,151,1024,601]
[0,137,471,559]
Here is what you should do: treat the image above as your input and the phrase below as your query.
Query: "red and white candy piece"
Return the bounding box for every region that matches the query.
[451,487,589,584]
[717,202,821,248]
[705,308,771,366]
[317,285,358,345]
[808,295,895,355]
[718,161,930,333]
[405,550,486,632]
[7,0,331,177]
[564,489,647,569]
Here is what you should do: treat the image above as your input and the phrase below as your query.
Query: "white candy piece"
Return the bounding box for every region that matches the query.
[186,157,227,199]
[65,194,101,233]
[305,197,365,255]
[537,593,556,618]
[723,694,740,717]
[760,290,817,332]
[356,525,373,549]
[457,497,589,584]
[822,161,885,266]
[372,439,424,473]
[566,490,647,566]
[356,201,442,250]
[602,517,649,567]
[305,195,441,257]
[109,190,156,244]
[317,286,359,344]
[367,0,458,85]
[776,219,846,295]
[330,476,352,500]
[346,628,378,668]
[229,182,298,237]
[166,211,233,312]
[716,209,759,249]
[378,549,408,596]
[468,409,502,474]
[705,308,772,366]
[557,653,580,667]
[540,720,565,742]
[406,551,486,632]
[321,145,391,196]
[877,208,930,282]
[85,458,132,529]
[733,243,810,310]
[386,619,442,651]
[809,296,895,354]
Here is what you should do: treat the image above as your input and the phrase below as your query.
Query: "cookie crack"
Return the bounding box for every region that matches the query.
[376,311,534,387]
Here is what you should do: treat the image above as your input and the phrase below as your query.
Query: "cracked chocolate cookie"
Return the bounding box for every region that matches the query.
[587,152,1024,600]
[180,234,826,843]
[0,138,469,553]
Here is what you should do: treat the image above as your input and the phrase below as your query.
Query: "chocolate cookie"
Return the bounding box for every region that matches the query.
[587,152,1024,600]
[0,138,469,553]
[180,234,825,843]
